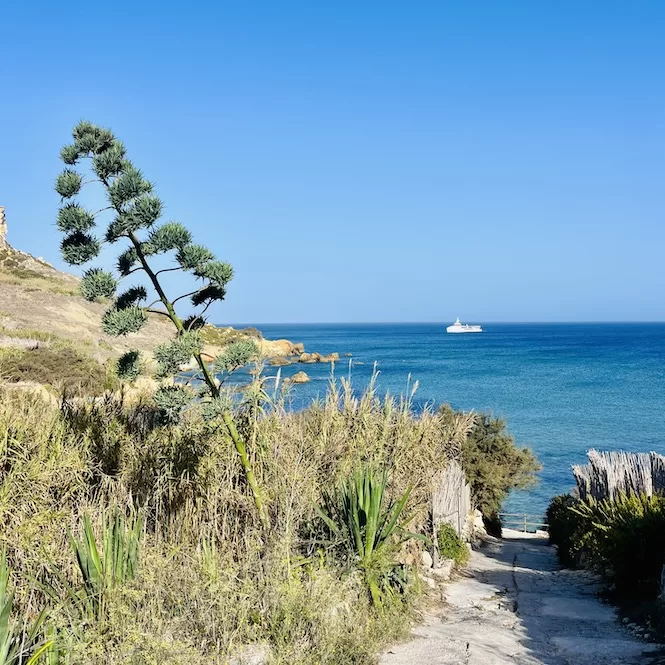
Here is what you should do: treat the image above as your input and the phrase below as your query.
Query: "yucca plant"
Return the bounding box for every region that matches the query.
[317,466,425,606]
[0,551,50,665]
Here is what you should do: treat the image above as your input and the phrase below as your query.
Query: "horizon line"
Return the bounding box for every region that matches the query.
[221,320,665,326]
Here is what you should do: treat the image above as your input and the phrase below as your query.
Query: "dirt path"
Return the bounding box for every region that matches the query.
[382,530,662,665]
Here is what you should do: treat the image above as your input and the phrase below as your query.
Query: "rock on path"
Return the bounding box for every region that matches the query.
[382,530,663,665]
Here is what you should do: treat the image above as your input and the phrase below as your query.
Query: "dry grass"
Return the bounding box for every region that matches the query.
[0,377,473,664]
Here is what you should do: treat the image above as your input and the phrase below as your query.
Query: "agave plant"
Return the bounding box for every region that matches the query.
[317,466,425,606]
[0,550,50,665]
[44,509,143,625]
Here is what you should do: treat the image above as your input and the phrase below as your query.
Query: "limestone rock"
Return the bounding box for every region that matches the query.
[229,643,271,665]
[269,356,292,366]
[286,371,310,384]
[431,559,455,581]
[421,551,433,568]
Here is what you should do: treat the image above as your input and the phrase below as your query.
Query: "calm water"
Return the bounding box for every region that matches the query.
[228,323,665,515]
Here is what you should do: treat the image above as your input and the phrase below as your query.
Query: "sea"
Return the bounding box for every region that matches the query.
[227,323,665,517]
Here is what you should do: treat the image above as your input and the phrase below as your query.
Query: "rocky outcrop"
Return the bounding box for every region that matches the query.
[259,339,304,358]
[284,371,310,385]
[299,352,340,364]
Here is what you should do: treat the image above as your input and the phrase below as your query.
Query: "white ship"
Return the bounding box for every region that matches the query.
[446,317,483,334]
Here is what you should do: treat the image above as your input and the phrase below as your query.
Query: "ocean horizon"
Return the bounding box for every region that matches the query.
[221,322,665,517]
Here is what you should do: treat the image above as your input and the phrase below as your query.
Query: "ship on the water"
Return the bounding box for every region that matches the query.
[446,317,483,334]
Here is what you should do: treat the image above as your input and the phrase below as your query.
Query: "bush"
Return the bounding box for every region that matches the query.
[547,492,665,603]
[458,412,540,518]
[436,523,469,566]
[0,345,110,396]
[546,494,581,567]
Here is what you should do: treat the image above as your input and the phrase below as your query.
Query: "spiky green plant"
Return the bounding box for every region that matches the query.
[317,466,425,607]
[54,120,265,524]
[0,551,49,665]
[69,510,142,621]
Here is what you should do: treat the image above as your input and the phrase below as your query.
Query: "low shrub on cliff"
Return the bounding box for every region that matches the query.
[546,494,582,567]
[0,345,111,396]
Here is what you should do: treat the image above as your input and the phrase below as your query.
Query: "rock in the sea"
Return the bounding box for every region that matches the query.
[269,357,292,366]
[289,371,310,384]
[299,352,340,364]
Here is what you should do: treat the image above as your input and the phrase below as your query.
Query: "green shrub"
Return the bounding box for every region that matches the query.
[0,346,109,396]
[436,523,469,566]
[457,412,540,518]
[574,493,665,602]
[546,494,581,567]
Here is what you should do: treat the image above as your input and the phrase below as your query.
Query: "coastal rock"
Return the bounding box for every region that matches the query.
[286,371,310,384]
[299,352,340,364]
[269,356,292,367]
[258,339,304,357]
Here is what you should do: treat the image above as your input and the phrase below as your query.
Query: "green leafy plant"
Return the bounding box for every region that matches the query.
[45,510,143,625]
[0,550,50,665]
[546,494,582,567]
[458,411,540,518]
[317,466,425,607]
[436,523,469,566]
[54,120,265,524]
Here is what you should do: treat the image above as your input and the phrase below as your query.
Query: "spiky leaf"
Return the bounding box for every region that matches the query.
[192,284,226,306]
[117,246,139,276]
[117,350,142,381]
[55,169,83,198]
[80,268,117,301]
[72,121,114,154]
[102,306,147,336]
[183,315,206,331]
[60,144,80,165]
[176,244,214,271]
[107,164,152,208]
[154,385,191,424]
[214,340,258,373]
[60,232,100,265]
[92,140,126,180]
[154,332,202,377]
[201,393,234,420]
[194,260,233,286]
[115,286,148,310]
[148,222,192,253]
[56,203,95,233]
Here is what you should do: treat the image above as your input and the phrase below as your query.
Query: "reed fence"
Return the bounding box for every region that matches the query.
[572,449,665,501]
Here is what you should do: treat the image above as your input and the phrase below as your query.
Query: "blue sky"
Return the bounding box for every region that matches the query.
[2,1,664,323]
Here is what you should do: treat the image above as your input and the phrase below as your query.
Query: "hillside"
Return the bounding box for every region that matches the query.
[0,234,305,390]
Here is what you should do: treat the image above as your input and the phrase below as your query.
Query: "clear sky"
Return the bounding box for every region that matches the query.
[2,1,664,323]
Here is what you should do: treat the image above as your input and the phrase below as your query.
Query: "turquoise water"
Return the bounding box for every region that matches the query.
[230,323,665,516]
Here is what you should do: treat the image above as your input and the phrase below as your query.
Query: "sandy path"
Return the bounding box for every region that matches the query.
[382,530,663,665]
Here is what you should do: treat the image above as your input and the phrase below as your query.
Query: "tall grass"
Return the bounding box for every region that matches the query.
[0,377,474,664]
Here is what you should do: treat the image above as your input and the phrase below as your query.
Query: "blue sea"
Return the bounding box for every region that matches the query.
[231,323,665,516]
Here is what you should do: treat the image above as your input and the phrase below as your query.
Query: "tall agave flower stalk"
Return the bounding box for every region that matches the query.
[53,121,266,525]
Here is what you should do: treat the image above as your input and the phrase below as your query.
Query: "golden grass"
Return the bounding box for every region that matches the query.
[0,379,474,664]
